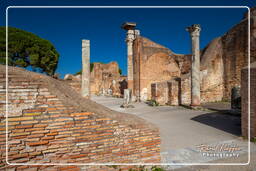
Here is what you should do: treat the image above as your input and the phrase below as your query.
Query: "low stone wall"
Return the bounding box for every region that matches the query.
[151,80,179,105]
[241,62,256,139]
[0,65,160,170]
[64,75,127,98]
[151,71,225,106]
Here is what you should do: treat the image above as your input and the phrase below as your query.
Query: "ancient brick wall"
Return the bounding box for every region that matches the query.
[222,19,249,100]
[151,8,256,105]
[241,62,256,139]
[0,65,160,170]
[64,62,127,97]
[133,36,181,101]
[90,62,123,96]
[135,35,226,104]
[151,80,179,105]
[221,9,256,100]
[151,81,170,105]
[200,37,225,103]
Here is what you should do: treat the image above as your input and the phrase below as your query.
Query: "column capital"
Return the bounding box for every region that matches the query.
[122,22,140,43]
[126,30,136,43]
[121,22,136,30]
[186,24,201,37]
[126,29,141,43]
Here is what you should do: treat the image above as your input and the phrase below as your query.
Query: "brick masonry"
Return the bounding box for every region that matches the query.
[0,65,160,170]
[241,62,256,139]
[133,36,181,101]
[150,8,256,105]
[64,62,127,97]
[151,80,179,106]
[90,62,126,97]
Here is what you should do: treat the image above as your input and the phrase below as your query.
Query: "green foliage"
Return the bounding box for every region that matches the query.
[151,166,165,171]
[146,100,160,107]
[251,137,256,143]
[90,63,94,72]
[0,26,59,75]
[128,166,165,171]
[119,68,122,75]
[75,70,82,75]
[108,165,165,171]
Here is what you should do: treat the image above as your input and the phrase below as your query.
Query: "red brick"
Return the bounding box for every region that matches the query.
[70,112,92,117]
[70,154,87,159]
[16,125,33,129]
[41,136,54,140]
[27,140,49,146]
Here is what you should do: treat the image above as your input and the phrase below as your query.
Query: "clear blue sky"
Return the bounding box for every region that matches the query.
[0,0,255,77]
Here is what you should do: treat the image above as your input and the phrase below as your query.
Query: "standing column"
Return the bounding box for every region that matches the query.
[127,30,134,90]
[186,24,201,106]
[81,39,90,98]
[121,22,139,94]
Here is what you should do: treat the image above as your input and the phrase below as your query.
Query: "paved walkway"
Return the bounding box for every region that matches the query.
[91,96,255,167]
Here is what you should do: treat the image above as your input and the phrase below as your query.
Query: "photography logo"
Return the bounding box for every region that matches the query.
[197,143,241,158]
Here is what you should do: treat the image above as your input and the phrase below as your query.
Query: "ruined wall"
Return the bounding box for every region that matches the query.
[200,37,225,102]
[172,54,191,74]
[133,36,181,101]
[151,8,256,105]
[151,81,170,105]
[64,62,127,97]
[151,80,179,106]
[149,36,225,105]
[91,62,124,96]
[179,10,255,104]
[0,65,160,170]
[221,10,255,100]
[241,62,256,139]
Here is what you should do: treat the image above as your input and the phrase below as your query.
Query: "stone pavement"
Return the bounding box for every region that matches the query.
[92,95,256,167]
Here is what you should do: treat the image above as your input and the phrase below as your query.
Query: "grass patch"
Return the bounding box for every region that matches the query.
[146,100,159,107]
[251,137,256,143]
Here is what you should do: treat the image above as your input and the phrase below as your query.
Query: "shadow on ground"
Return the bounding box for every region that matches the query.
[191,112,241,136]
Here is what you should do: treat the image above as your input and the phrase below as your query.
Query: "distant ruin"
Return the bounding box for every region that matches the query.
[64,61,127,97]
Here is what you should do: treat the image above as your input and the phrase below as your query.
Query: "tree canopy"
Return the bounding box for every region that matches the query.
[0,26,59,75]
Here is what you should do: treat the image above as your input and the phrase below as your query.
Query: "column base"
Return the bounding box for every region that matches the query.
[190,104,203,110]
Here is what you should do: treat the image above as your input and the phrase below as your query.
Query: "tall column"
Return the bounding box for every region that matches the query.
[81,39,90,98]
[186,24,201,106]
[127,30,135,90]
[121,22,139,95]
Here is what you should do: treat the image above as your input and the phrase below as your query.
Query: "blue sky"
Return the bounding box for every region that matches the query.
[0,0,255,77]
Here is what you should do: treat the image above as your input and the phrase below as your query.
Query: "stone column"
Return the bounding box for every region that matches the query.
[121,22,140,94]
[186,24,201,106]
[127,31,134,90]
[81,39,90,98]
